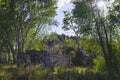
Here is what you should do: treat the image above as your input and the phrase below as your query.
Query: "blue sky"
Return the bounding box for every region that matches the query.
[51,0,75,36]
[51,0,115,36]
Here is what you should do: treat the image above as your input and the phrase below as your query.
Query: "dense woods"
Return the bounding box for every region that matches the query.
[0,0,120,80]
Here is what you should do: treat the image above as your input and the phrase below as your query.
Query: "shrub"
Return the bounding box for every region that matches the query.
[28,68,51,80]
[54,67,79,80]
[93,56,106,73]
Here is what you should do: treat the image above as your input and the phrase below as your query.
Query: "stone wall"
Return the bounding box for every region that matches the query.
[17,50,71,68]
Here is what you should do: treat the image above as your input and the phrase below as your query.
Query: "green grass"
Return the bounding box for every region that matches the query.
[0,64,79,80]
[0,64,53,80]
[0,64,16,80]
[0,64,109,80]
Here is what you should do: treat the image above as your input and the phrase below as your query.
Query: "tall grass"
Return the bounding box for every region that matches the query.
[0,64,16,80]
[0,64,111,80]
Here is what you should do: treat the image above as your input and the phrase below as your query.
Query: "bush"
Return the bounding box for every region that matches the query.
[93,56,106,73]
[55,67,79,80]
[28,68,51,80]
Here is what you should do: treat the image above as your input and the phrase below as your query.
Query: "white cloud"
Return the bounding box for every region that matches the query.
[57,0,71,10]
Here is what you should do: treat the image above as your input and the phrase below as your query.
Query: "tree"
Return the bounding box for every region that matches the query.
[90,0,120,76]
[0,0,57,63]
[62,0,120,77]
[14,0,57,52]
[0,0,16,63]
[70,0,120,78]
[62,0,94,66]
[63,1,92,52]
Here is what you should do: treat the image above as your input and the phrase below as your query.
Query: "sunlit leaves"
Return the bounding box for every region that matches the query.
[109,2,120,25]
[80,38,101,55]
[0,0,57,55]
[0,0,6,7]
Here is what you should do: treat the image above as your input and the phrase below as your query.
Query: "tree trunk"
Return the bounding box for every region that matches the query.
[95,18,109,69]
[8,42,16,63]
[7,46,11,64]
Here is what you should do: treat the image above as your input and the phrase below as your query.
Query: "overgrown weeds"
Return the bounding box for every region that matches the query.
[0,64,118,80]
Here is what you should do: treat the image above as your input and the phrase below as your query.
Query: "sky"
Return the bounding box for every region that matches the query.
[51,0,115,36]
[51,0,75,36]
